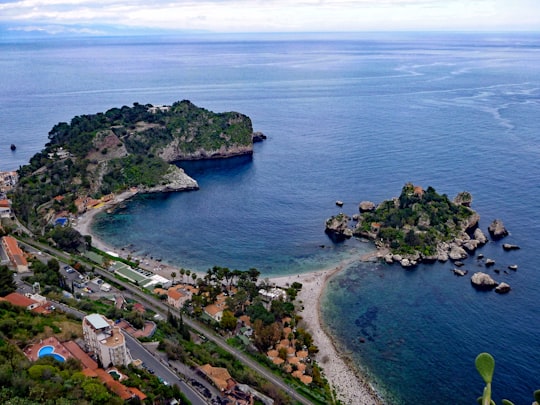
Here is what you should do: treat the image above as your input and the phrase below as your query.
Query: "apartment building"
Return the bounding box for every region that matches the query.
[82,314,131,367]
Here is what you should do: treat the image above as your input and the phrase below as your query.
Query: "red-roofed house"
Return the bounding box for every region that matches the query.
[0,292,39,311]
[1,235,28,272]
[167,287,191,309]
[0,199,11,218]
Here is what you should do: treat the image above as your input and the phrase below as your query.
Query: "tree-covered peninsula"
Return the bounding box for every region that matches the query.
[11,100,264,231]
[326,183,488,266]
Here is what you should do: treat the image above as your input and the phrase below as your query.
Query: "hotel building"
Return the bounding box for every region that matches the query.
[82,314,131,367]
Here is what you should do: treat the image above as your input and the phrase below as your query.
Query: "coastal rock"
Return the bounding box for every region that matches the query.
[448,245,468,261]
[488,219,509,240]
[502,243,520,251]
[462,239,479,252]
[461,212,480,232]
[139,165,199,193]
[384,254,394,264]
[495,282,511,294]
[324,213,352,242]
[471,272,499,290]
[508,264,518,271]
[400,258,413,268]
[251,131,267,142]
[485,258,496,267]
[454,191,473,207]
[336,200,344,207]
[473,228,488,245]
[359,201,376,212]
[453,268,468,276]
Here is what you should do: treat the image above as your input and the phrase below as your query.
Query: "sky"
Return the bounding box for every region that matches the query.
[0,0,538,36]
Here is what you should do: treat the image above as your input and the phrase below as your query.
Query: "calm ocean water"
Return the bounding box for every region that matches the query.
[2,32,539,404]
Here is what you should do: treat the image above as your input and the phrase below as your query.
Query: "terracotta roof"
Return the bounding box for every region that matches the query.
[128,387,147,401]
[0,199,10,207]
[287,356,300,365]
[204,303,224,317]
[168,289,184,300]
[95,369,133,401]
[297,350,309,359]
[82,368,98,378]
[267,349,279,358]
[2,292,37,308]
[63,341,98,370]
[238,315,251,327]
[199,364,233,391]
[300,375,313,385]
[272,357,285,365]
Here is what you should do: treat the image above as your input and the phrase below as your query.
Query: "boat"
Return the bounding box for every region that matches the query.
[10,144,16,151]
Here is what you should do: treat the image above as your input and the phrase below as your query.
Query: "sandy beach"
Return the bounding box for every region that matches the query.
[270,266,382,405]
[73,193,383,405]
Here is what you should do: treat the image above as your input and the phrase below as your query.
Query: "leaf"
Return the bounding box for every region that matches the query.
[534,389,540,403]
[476,352,495,384]
[501,400,515,405]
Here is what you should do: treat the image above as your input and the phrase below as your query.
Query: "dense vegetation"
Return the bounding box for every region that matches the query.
[0,300,185,404]
[355,183,476,256]
[10,100,255,230]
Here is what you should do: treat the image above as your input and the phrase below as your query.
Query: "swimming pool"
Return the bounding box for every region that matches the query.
[38,345,65,362]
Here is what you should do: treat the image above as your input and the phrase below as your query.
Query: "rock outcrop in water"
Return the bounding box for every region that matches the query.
[325,213,353,242]
[471,272,499,290]
[488,219,509,240]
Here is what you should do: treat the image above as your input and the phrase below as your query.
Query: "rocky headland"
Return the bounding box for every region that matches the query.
[11,100,264,231]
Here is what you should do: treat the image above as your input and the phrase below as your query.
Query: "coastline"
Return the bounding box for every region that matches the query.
[73,191,383,405]
[270,265,383,405]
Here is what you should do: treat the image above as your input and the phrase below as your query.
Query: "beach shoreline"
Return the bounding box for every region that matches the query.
[73,191,383,405]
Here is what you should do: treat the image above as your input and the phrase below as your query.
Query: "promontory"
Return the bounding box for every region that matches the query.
[11,100,264,231]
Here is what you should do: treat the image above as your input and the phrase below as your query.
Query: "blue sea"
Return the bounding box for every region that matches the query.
[2,32,539,404]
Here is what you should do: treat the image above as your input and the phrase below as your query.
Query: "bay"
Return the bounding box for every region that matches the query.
[2,32,539,404]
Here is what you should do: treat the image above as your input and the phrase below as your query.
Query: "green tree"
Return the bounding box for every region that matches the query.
[82,380,111,404]
[220,310,237,331]
[0,265,16,296]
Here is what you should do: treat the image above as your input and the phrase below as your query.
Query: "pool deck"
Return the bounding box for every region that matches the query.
[24,336,74,362]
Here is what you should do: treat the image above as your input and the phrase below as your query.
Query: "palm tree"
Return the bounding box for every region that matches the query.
[171,271,177,285]
[179,268,185,283]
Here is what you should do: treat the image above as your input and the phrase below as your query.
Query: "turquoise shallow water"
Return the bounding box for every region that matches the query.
[2,32,540,404]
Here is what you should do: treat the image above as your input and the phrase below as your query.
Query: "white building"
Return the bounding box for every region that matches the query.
[142,274,172,289]
[82,314,131,367]
[258,287,287,302]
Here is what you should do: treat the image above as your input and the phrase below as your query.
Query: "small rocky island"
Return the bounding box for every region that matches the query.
[326,183,495,267]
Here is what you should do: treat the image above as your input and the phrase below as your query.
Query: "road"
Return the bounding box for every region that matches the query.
[91,267,315,405]
[123,333,209,405]
[19,238,315,405]
[47,299,209,405]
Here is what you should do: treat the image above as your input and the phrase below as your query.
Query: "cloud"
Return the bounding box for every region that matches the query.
[0,0,538,33]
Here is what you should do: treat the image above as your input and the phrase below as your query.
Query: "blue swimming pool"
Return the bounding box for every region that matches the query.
[38,345,65,362]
